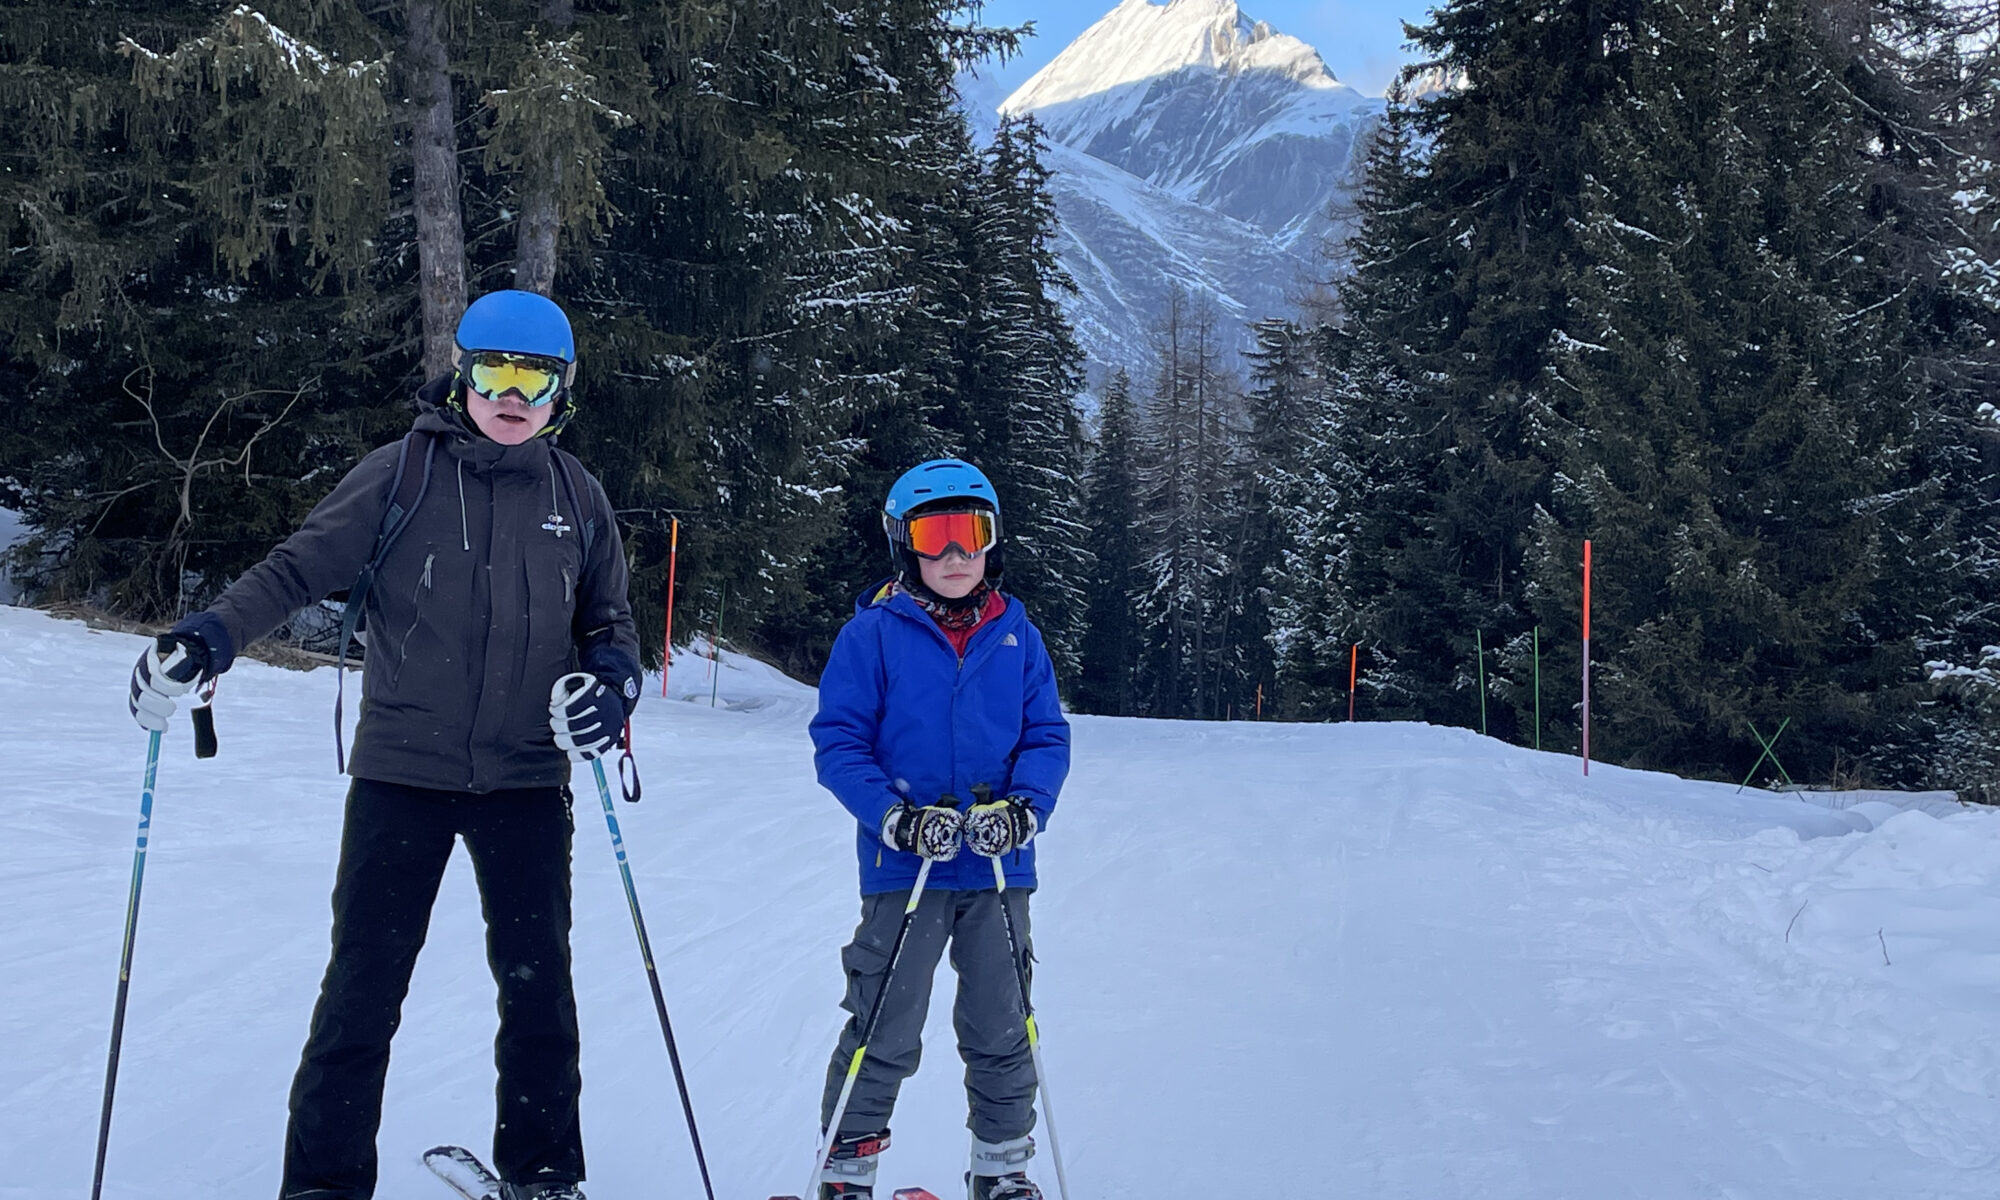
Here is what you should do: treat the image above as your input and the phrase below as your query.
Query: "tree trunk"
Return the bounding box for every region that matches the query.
[407,0,466,377]
[514,0,575,296]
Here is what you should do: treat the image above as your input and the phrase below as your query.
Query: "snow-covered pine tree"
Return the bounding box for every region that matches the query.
[0,2,413,619]
[1133,286,1244,719]
[1294,0,1638,739]
[1236,318,1318,717]
[1076,369,1143,715]
[1520,0,1998,786]
[955,116,1090,670]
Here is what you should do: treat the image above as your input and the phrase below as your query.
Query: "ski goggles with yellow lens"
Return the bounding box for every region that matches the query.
[899,507,998,560]
[462,351,570,407]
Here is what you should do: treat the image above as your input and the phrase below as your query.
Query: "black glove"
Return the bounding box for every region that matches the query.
[549,671,626,761]
[964,795,1038,856]
[881,801,965,861]
[129,633,210,732]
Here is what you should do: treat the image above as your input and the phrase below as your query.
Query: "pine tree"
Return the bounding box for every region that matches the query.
[1237,318,1316,717]
[959,116,1090,669]
[1076,369,1142,714]
[1133,286,1242,719]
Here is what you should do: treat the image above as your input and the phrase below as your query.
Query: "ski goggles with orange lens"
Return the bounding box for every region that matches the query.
[901,507,998,559]
[462,351,569,407]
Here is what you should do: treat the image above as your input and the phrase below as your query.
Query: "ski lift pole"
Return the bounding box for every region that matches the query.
[91,729,164,1200]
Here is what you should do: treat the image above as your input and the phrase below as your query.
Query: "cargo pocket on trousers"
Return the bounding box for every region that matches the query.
[839,896,897,1020]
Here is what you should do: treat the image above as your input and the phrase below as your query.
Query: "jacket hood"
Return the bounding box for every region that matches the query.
[413,374,559,473]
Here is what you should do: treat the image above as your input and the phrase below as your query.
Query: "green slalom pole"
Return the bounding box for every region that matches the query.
[587,748,717,1200]
[91,729,163,1200]
[989,854,1073,1200]
[806,854,937,1200]
[1476,630,1487,736]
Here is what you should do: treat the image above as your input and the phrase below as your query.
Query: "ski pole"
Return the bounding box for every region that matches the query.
[806,853,939,1200]
[589,753,718,1200]
[91,729,163,1200]
[988,854,1072,1200]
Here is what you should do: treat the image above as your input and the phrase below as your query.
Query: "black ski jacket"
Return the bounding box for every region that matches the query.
[186,380,639,793]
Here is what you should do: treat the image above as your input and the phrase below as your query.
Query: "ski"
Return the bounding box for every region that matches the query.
[766,1188,942,1200]
[424,1144,503,1200]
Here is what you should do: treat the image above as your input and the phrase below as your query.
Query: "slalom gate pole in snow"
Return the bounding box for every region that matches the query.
[806,855,938,1200]
[1582,540,1593,776]
[91,730,163,1200]
[1475,630,1487,736]
[589,756,718,1200]
[988,855,1072,1200]
[661,516,679,699]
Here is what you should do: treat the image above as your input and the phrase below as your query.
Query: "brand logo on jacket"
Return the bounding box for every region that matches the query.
[542,511,572,538]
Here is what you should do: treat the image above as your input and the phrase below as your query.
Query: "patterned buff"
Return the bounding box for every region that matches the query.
[892,579,993,632]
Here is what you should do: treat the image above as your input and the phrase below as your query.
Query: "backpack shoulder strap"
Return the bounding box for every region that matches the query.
[332,430,437,770]
[552,446,599,559]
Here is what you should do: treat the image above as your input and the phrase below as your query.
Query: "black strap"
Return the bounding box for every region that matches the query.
[552,446,598,560]
[333,431,437,771]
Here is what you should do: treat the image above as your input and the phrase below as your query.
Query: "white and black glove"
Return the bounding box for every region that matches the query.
[882,801,965,861]
[550,671,626,761]
[128,634,208,732]
[964,795,1038,857]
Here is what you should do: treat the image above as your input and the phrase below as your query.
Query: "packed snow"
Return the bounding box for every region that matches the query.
[5,604,2000,1199]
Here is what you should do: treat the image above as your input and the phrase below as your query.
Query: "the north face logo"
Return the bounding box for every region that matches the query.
[1002,633,1018,647]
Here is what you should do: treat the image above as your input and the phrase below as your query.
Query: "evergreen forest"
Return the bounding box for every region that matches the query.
[4,0,1999,797]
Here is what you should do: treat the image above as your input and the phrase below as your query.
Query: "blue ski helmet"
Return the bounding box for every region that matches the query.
[453,290,580,435]
[455,290,577,364]
[882,458,1004,588]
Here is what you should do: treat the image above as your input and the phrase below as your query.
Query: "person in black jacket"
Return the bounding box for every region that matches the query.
[127,290,640,1200]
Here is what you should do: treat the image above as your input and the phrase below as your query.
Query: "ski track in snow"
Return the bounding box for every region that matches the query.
[3,605,1998,1199]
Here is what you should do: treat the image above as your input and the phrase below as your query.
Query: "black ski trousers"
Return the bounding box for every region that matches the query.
[820,887,1036,1145]
[278,777,583,1200]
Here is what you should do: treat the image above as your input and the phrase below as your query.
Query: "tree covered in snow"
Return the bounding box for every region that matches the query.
[1076,368,1143,714]
[0,1,1087,684]
[1257,0,2000,790]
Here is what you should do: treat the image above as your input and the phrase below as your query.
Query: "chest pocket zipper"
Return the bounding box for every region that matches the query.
[391,552,435,688]
[564,567,574,606]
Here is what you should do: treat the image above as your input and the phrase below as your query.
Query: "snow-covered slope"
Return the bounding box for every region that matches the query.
[7,603,2000,1199]
[994,0,1382,384]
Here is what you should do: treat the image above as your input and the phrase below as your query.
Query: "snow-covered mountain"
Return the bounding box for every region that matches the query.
[993,0,1384,387]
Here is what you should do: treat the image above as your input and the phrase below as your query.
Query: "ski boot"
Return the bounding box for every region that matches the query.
[967,1134,1041,1200]
[500,1183,585,1200]
[818,1128,890,1200]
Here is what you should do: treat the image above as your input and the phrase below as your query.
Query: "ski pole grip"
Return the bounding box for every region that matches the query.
[551,671,596,711]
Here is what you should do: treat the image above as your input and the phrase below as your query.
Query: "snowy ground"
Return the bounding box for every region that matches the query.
[4,604,1999,1199]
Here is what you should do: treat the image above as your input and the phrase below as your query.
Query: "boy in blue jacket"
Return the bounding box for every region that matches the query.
[807,459,1070,1200]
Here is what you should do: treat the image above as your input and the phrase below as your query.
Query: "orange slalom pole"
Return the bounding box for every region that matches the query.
[660,518,679,699]
[1348,644,1359,722]
[1582,540,1593,776]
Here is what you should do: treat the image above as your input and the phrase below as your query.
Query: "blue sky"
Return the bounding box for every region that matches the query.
[966,0,1435,100]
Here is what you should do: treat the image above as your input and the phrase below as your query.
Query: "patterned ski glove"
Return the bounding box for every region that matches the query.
[964,795,1038,857]
[549,671,626,761]
[128,633,209,732]
[881,801,965,861]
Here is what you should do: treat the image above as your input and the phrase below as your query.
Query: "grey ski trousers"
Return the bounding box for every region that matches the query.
[820,886,1036,1145]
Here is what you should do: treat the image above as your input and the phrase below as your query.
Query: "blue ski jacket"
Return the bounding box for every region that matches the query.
[810,582,1070,895]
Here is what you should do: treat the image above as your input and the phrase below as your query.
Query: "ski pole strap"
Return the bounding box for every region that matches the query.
[619,740,641,803]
